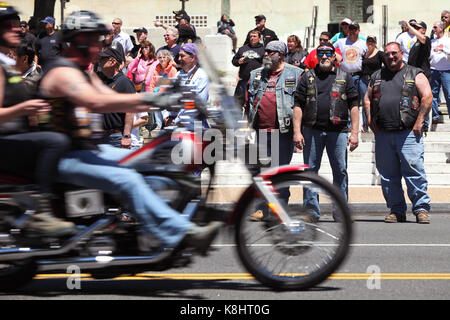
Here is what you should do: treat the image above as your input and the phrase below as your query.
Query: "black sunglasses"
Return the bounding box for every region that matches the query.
[384,51,399,57]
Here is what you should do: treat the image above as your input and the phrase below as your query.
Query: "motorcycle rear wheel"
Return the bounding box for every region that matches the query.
[235,171,352,290]
[0,259,37,291]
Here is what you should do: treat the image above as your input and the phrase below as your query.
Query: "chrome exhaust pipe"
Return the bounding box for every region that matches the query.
[36,250,175,272]
[0,218,113,262]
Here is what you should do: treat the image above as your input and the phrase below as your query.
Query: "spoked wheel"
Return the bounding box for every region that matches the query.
[0,259,37,291]
[235,171,352,290]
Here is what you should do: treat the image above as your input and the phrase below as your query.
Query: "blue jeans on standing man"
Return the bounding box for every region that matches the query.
[56,144,194,248]
[430,69,450,121]
[302,127,349,220]
[374,130,431,217]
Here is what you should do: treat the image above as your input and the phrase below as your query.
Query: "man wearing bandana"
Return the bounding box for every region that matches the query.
[293,42,359,222]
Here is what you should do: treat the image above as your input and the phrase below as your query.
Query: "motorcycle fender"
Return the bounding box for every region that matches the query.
[227,165,309,225]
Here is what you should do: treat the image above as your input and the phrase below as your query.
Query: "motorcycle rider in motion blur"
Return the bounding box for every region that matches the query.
[2,6,222,253]
[0,3,76,236]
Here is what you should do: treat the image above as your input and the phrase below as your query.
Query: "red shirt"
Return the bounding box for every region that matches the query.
[255,69,281,129]
[304,47,342,69]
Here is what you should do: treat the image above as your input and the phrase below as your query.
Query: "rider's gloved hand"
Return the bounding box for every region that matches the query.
[142,91,185,111]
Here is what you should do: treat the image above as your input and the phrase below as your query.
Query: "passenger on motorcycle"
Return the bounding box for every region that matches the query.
[0,3,76,236]
[38,10,221,252]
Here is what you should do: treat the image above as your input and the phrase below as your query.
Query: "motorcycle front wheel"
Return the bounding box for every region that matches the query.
[235,171,352,290]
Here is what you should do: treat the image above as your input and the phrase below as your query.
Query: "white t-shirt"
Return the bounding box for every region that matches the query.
[333,38,368,73]
[430,37,450,71]
[131,112,149,148]
[0,52,16,65]
[113,31,134,56]
[395,32,417,62]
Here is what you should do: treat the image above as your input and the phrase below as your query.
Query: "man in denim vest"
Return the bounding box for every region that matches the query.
[293,42,359,222]
[245,40,303,221]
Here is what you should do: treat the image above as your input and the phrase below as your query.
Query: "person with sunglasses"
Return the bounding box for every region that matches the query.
[441,10,450,37]
[35,10,222,252]
[330,18,366,44]
[111,18,133,57]
[245,40,303,222]
[363,42,433,224]
[395,19,421,62]
[303,31,342,70]
[19,20,36,47]
[293,42,359,222]
[0,3,76,236]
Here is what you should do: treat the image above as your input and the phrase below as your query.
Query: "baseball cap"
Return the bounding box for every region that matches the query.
[366,35,377,42]
[255,14,266,21]
[180,43,198,56]
[20,20,28,26]
[100,42,125,63]
[411,20,427,29]
[341,18,352,25]
[265,40,288,55]
[317,42,335,53]
[41,16,55,24]
[173,9,190,21]
[133,27,148,34]
[349,22,360,30]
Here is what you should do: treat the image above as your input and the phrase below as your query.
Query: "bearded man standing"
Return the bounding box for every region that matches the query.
[293,42,359,222]
[245,41,303,221]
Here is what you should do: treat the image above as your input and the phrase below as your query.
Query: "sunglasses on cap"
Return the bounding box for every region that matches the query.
[317,51,333,57]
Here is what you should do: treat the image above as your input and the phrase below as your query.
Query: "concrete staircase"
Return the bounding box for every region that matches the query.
[203,106,450,213]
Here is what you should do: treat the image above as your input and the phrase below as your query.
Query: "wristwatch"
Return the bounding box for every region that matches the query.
[122,134,131,139]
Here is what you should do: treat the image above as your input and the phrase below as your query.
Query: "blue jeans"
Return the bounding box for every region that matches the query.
[430,69,450,120]
[56,144,193,248]
[374,130,430,215]
[302,127,349,218]
[359,76,369,128]
[103,132,123,148]
[253,129,294,215]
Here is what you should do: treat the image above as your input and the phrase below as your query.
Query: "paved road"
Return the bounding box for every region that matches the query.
[1,214,450,304]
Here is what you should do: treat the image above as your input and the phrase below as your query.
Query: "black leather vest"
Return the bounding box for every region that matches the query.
[303,68,349,127]
[371,65,421,130]
[0,64,32,135]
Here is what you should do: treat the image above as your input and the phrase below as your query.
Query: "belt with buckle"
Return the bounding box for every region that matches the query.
[105,129,122,135]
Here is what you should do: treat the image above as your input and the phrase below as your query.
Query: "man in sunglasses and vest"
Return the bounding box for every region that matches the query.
[363,42,433,224]
[293,42,359,222]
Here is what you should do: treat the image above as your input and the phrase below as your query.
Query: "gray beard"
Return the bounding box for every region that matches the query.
[318,60,333,72]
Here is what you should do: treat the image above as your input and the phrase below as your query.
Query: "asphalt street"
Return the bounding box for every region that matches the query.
[1,213,450,303]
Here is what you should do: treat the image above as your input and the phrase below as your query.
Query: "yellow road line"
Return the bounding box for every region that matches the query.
[33,273,450,280]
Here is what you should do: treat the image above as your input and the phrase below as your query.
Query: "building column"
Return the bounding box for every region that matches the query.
[221,0,230,16]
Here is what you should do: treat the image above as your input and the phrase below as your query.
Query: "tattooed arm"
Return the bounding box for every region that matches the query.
[39,67,148,113]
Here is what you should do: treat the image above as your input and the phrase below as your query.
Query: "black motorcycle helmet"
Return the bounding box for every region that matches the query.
[61,10,109,42]
[0,2,20,48]
[0,3,19,23]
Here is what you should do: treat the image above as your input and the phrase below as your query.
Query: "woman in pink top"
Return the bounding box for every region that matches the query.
[127,40,157,92]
